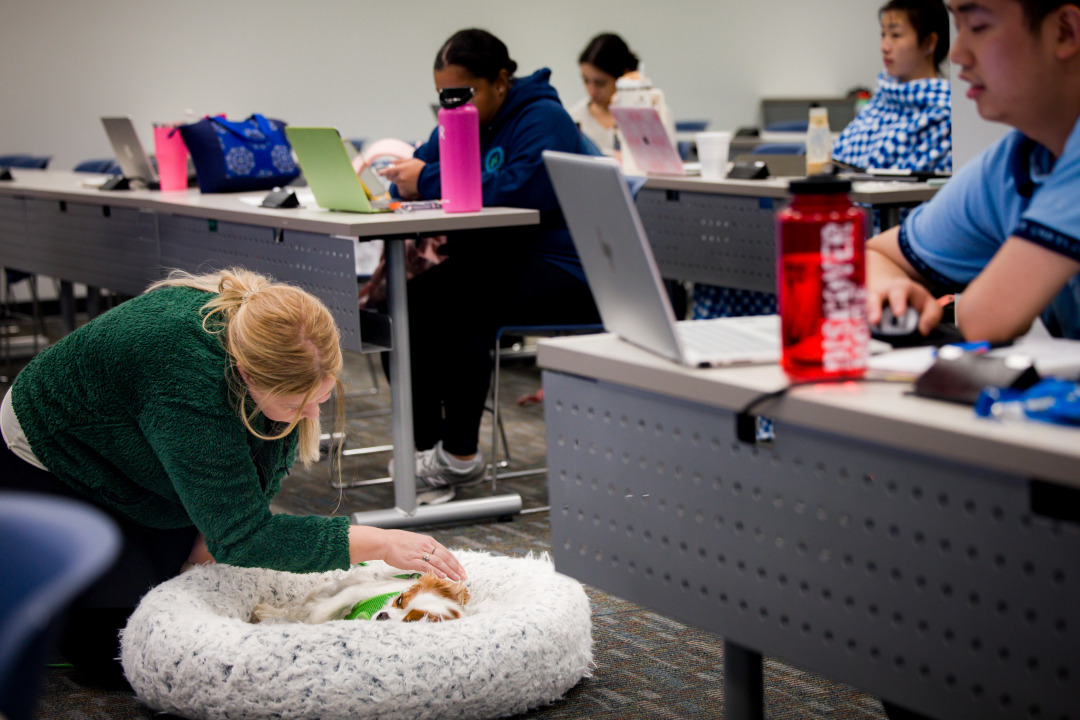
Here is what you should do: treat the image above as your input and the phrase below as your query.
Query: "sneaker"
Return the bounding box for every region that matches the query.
[388,440,488,488]
[417,486,456,506]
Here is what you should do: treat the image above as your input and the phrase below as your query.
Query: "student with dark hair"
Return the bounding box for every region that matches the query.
[867,0,1080,354]
[380,28,600,504]
[568,33,640,155]
[833,0,953,172]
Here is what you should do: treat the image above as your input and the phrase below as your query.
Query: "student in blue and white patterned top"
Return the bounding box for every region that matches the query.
[834,0,952,174]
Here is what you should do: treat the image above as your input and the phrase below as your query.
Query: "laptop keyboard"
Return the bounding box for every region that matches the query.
[676,319,778,356]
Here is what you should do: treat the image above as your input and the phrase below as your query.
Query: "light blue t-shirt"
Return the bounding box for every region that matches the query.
[900,115,1080,337]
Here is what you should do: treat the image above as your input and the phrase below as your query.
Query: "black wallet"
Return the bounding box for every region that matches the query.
[914,350,1040,405]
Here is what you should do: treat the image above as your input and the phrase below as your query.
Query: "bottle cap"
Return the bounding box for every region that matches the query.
[789,175,852,194]
[439,87,475,109]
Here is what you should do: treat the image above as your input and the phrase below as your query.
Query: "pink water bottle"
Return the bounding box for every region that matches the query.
[437,87,482,213]
[776,176,869,381]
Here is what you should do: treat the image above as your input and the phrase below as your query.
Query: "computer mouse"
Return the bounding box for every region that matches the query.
[871,305,920,337]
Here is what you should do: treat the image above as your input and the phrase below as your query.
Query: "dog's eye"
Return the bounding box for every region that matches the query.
[394,596,403,607]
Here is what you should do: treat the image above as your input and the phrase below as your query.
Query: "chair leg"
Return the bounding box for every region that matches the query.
[28,277,45,354]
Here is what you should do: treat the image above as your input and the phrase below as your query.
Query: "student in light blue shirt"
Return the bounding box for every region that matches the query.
[867,0,1080,343]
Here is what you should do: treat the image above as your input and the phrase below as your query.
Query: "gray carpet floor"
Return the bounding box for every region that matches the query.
[8,325,889,719]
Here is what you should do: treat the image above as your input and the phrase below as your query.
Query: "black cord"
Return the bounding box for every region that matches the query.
[735,377,908,444]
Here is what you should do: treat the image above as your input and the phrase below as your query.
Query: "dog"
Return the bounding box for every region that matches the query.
[250,564,470,625]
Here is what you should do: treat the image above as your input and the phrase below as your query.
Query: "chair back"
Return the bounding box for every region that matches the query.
[0,155,51,169]
[751,143,806,156]
[73,159,122,175]
[0,492,120,720]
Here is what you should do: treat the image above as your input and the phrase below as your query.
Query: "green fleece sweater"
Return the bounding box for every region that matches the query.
[11,286,350,574]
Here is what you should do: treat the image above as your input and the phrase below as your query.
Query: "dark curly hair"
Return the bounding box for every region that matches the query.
[434,28,518,82]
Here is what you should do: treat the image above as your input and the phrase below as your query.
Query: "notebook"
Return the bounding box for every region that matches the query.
[609,106,685,176]
[284,127,389,213]
[542,150,780,368]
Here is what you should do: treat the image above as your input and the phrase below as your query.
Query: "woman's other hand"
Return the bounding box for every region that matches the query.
[187,533,216,565]
[380,159,426,200]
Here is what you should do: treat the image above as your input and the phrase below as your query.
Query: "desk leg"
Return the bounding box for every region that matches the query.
[724,640,764,720]
[350,236,522,530]
[386,238,418,515]
[59,281,75,335]
[880,205,903,231]
[86,286,102,320]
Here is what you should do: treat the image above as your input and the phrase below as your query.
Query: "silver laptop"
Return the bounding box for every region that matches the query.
[101,116,158,183]
[543,150,780,368]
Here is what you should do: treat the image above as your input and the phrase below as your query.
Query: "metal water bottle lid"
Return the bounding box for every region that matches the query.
[439,87,475,109]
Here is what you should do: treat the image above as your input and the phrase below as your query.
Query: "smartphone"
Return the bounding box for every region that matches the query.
[359,164,388,199]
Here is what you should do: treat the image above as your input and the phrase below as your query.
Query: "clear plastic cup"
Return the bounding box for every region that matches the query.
[153,125,189,192]
[696,131,732,181]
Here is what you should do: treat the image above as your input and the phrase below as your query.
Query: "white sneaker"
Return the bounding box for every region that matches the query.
[417,486,456,506]
[389,441,488,489]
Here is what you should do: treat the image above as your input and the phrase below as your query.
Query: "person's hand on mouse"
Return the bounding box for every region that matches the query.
[379,159,426,200]
[867,276,942,336]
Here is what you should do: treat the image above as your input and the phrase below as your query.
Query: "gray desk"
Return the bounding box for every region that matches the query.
[538,333,1079,720]
[0,169,540,527]
[636,176,938,291]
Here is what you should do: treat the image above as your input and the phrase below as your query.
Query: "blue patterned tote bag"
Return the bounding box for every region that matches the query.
[179,114,300,193]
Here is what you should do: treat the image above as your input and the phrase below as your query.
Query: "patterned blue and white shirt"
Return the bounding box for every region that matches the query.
[833,71,952,173]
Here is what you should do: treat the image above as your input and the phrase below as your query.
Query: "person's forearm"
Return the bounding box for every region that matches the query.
[347,524,387,564]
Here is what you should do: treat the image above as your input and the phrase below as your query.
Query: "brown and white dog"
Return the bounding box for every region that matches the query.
[251,569,470,625]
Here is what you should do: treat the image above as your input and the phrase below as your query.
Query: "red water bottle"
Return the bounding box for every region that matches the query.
[776,176,868,381]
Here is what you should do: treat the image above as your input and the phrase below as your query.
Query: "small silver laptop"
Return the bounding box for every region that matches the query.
[543,150,780,368]
[101,116,158,184]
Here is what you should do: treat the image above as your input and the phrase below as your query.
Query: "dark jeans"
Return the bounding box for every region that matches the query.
[392,252,600,456]
[0,444,196,689]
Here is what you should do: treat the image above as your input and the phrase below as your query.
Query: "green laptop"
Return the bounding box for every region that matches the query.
[285,127,388,213]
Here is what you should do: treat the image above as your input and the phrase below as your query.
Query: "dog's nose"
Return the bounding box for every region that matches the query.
[376,612,390,621]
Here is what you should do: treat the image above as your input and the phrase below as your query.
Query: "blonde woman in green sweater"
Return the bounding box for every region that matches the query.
[0,268,465,689]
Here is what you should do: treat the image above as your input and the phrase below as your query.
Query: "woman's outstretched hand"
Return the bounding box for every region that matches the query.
[349,525,467,581]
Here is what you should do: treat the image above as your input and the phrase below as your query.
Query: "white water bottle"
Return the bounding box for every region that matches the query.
[805,106,831,175]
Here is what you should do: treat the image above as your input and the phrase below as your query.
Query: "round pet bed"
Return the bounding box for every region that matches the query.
[121,551,592,720]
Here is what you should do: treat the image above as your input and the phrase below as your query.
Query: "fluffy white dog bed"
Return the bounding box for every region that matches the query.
[121,551,592,720]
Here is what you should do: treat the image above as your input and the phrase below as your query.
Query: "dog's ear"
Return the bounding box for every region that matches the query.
[445,582,471,607]
[402,609,431,623]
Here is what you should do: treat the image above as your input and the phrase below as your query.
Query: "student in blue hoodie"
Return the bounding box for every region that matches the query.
[380,29,599,504]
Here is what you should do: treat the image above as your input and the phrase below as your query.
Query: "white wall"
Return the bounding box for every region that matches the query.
[0,0,884,170]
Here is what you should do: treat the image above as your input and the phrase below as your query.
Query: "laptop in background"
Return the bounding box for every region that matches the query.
[101,116,158,184]
[284,127,389,213]
[609,106,685,176]
[542,150,780,368]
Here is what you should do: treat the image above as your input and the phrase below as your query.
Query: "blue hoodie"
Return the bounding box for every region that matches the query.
[409,68,594,282]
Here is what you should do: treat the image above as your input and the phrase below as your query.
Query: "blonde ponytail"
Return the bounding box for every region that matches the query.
[147,269,345,468]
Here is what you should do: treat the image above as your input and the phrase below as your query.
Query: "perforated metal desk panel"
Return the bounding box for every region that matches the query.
[635,176,939,288]
[539,333,1079,720]
[0,170,539,352]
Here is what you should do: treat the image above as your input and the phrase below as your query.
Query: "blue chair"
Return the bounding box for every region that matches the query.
[764,119,809,133]
[0,492,120,720]
[73,159,122,175]
[675,120,710,133]
[0,155,50,169]
[489,324,604,490]
[751,143,806,156]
